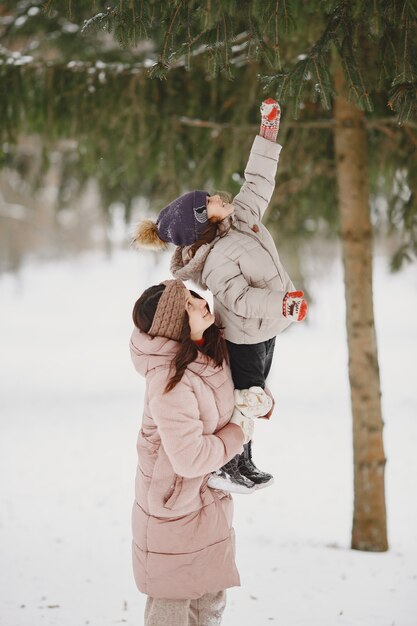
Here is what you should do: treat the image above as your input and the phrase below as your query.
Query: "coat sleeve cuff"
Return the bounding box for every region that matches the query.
[253,135,282,159]
[216,423,245,458]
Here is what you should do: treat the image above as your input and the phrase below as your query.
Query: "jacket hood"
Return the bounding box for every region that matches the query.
[130,327,220,379]
[170,242,214,288]
[170,214,235,288]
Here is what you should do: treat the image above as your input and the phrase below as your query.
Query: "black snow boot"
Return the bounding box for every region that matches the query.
[237,440,274,487]
[207,453,257,494]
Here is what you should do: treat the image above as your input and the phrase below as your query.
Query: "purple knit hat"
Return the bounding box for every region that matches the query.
[156,190,209,246]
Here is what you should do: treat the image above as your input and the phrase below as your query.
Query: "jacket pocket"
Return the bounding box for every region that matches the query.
[163,475,183,510]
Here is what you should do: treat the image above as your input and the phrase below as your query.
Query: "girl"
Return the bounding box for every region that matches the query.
[133,99,307,494]
[130,279,270,625]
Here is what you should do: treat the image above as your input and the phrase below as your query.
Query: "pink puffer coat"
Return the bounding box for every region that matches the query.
[129,328,245,599]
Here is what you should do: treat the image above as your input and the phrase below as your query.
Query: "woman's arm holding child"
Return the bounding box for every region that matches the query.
[148,370,245,479]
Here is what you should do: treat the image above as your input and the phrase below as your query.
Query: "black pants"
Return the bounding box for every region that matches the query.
[226,337,276,391]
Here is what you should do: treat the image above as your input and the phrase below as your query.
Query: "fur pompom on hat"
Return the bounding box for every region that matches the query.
[132,219,169,250]
[148,279,187,341]
[132,190,209,249]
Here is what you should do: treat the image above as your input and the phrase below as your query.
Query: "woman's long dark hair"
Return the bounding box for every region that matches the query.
[132,285,228,393]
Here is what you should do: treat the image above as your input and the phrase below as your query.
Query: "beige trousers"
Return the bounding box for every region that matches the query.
[144,590,226,626]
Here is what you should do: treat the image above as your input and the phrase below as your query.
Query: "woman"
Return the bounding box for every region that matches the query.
[129,279,266,625]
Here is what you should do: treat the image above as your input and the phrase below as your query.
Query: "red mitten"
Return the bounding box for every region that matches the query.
[260,98,281,142]
[282,291,308,322]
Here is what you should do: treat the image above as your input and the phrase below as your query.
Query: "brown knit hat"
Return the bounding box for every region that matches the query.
[148,279,187,341]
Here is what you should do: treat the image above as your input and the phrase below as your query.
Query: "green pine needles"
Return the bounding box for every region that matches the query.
[68,0,417,122]
[1,0,416,268]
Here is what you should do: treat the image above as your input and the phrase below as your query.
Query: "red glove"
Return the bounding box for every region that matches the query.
[283,291,308,322]
[259,98,281,142]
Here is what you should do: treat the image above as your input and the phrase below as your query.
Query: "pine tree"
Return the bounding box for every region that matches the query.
[72,0,417,553]
[2,0,417,551]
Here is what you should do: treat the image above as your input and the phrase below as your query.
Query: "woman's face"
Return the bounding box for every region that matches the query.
[206,194,234,222]
[184,289,215,340]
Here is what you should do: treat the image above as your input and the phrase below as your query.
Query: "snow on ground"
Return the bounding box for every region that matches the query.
[0,245,416,626]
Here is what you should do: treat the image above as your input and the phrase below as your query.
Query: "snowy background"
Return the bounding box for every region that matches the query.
[0,243,416,626]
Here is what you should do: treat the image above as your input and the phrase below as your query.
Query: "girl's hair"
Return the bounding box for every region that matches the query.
[132,286,228,393]
[188,221,218,256]
[188,190,232,258]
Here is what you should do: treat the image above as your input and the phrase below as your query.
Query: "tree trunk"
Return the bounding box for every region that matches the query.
[333,62,388,552]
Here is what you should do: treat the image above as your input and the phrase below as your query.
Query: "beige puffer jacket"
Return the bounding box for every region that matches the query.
[172,135,295,344]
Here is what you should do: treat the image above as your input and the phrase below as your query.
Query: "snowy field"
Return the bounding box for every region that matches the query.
[0,244,416,626]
